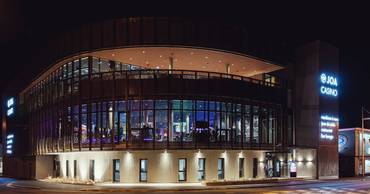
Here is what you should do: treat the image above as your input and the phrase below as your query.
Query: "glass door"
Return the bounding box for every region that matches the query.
[274,160,281,177]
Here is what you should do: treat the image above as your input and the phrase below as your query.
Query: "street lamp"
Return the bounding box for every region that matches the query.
[361,106,370,176]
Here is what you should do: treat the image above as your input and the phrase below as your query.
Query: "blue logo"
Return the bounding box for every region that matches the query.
[320,73,327,84]
[338,135,347,146]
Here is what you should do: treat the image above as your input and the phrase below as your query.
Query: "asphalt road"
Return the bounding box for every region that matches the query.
[1,177,370,193]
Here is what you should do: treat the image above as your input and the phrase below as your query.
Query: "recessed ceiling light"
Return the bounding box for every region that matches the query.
[142,50,146,54]
[159,55,163,58]
[218,60,222,63]
[145,61,149,64]
[231,63,234,66]
[190,52,194,55]
[205,56,208,59]
[156,66,160,69]
[202,66,206,68]
[129,57,133,60]
[112,53,115,57]
[174,58,178,62]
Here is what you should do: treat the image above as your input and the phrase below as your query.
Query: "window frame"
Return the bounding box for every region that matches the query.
[197,158,206,181]
[217,158,225,180]
[139,159,148,182]
[178,158,187,182]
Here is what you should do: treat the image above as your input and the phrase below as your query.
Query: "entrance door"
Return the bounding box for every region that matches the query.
[274,160,281,177]
[265,155,281,178]
[113,159,120,182]
[118,112,127,142]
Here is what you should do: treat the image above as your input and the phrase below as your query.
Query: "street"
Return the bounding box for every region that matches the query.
[2,178,370,193]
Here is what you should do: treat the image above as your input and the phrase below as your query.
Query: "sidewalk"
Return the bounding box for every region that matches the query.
[7,178,326,192]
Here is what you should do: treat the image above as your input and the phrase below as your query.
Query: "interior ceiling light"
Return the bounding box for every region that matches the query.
[142,50,146,54]
[190,52,194,55]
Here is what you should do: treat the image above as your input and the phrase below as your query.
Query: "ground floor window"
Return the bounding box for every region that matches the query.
[73,160,77,178]
[218,158,224,179]
[178,158,187,181]
[66,160,69,177]
[239,158,244,178]
[89,160,95,181]
[198,158,206,181]
[140,159,148,182]
[113,159,120,182]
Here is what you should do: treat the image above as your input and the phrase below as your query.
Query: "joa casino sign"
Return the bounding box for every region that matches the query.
[320,73,338,97]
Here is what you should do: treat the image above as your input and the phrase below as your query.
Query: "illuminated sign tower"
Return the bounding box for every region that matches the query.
[295,41,339,179]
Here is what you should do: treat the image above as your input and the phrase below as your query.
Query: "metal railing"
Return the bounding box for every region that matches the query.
[94,69,281,88]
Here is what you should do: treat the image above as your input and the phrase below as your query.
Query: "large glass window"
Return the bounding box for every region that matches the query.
[252,106,259,144]
[244,105,251,144]
[178,158,187,181]
[80,57,89,78]
[261,108,268,144]
[155,100,168,142]
[171,100,181,142]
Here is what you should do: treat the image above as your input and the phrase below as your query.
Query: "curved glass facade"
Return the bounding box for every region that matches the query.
[23,56,284,154]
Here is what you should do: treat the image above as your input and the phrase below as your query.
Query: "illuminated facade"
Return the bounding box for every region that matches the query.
[2,17,339,183]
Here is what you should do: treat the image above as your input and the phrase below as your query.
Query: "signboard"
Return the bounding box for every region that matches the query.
[6,134,14,155]
[320,73,338,97]
[6,97,15,116]
[320,115,339,141]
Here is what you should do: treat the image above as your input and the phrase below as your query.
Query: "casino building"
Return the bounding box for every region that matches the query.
[2,17,340,183]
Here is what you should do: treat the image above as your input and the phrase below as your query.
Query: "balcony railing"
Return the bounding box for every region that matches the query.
[94,69,282,88]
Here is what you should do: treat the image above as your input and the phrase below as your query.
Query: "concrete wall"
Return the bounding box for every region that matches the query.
[35,155,54,179]
[49,149,317,183]
[294,148,317,178]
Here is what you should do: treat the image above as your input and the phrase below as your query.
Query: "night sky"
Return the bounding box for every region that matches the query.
[1,1,369,128]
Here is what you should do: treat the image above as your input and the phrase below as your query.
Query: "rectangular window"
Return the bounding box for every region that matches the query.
[113,159,120,182]
[198,158,206,181]
[66,160,69,177]
[218,158,224,180]
[178,158,187,181]
[239,158,244,178]
[140,159,148,182]
[73,160,77,179]
[89,160,95,181]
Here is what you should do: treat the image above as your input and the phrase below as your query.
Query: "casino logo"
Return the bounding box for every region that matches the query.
[338,134,348,146]
[320,73,327,84]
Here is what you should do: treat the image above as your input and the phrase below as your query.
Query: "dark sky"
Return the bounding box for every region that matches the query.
[1,0,369,128]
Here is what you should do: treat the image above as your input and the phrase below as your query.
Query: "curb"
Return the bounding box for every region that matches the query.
[6,182,41,190]
[79,180,325,192]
